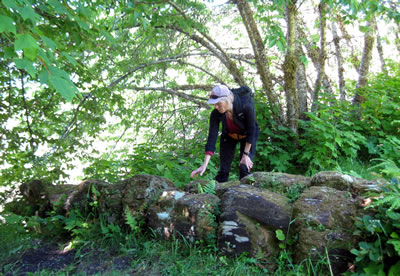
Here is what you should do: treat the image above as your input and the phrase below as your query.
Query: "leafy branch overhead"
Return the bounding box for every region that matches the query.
[0,0,399,186]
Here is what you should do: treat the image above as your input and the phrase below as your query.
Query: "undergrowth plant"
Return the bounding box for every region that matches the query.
[350,159,400,275]
[299,100,367,175]
[197,180,216,195]
[0,213,34,263]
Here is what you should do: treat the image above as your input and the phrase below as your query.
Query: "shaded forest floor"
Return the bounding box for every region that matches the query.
[2,239,149,275]
[1,235,274,276]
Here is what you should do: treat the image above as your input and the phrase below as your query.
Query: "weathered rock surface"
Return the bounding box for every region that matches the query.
[292,186,357,274]
[311,171,385,196]
[8,170,383,273]
[64,179,110,214]
[241,172,311,192]
[147,190,219,242]
[218,185,291,259]
[215,180,241,197]
[120,174,175,213]
[184,179,210,194]
[184,179,242,198]
[10,179,111,216]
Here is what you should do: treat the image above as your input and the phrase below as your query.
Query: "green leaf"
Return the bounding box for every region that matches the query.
[14,58,36,78]
[19,6,41,22]
[359,241,372,250]
[48,0,69,15]
[100,29,116,44]
[275,229,285,241]
[4,46,16,59]
[37,48,52,65]
[300,55,308,65]
[41,36,57,51]
[369,249,381,262]
[61,52,78,66]
[23,47,38,60]
[39,69,49,84]
[0,15,16,34]
[15,33,39,51]
[359,25,371,33]
[364,263,385,276]
[389,261,400,276]
[268,38,277,48]
[388,240,400,255]
[387,211,400,220]
[49,76,76,102]
[2,0,19,10]
[74,17,91,31]
[48,66,71,79]
[277,40,285,52]
[311,34,320,43]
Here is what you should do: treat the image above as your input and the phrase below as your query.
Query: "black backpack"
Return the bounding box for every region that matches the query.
[230,86,255,124]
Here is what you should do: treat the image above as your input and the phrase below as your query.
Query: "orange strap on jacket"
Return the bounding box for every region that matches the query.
[228,133,247,140]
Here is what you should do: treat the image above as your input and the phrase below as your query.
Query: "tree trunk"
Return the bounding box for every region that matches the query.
[283,0,299,133]
[353,16,377,106]
[311,1,328,112]
[396,28,400,55]
[337,15,360,73]
[376,25,387,73]
[331,21,346,101]
[234,0,283,124]
[296,46,310,120]
[396,23,400,55]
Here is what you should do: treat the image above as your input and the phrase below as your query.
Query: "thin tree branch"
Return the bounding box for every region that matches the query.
[233,0,283,123]
[177,60,225,84]
[108,57,182,88]
[150,106,197,144]
[331,21,346,101]
[126,86,211,109]
[165,1,246,85]
[20,70,35,151]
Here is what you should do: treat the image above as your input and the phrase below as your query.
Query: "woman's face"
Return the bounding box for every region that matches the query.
[215,100,228,114]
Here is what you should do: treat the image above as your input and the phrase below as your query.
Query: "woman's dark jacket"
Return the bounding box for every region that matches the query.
[205,102,259,153]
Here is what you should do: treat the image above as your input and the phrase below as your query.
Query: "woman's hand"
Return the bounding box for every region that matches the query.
[240,155,253,172]
[191,165,207,178]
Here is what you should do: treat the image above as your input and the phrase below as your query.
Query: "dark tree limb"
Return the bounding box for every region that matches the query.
[283,0,299,134]
[376,25,387,73]
[331,21,346,101]
[20,70,35,151]
[233,0,283,124]
[353,16,376,106]
[167,1,246,86]
[177,60,225,84]
[126,86,211,109]
[311,1,328,112]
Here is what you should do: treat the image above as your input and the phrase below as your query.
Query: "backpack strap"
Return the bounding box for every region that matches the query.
[231,86,253,121]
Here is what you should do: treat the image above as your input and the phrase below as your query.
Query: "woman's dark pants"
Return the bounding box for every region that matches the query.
[215,132,258,183]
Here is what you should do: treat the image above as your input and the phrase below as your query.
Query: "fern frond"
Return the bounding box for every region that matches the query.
[204,181,216,195]
[124,206,139,233]
[371,194,400,211]
[198,181,216,195]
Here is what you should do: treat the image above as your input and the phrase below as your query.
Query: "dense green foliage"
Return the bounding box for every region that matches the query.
[1,0,400,274]
[349,161,400,276]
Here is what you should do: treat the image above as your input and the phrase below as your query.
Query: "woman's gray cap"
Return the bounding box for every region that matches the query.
[206,85,231,104]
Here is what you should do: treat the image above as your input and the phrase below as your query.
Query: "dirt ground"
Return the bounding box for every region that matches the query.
[2,240,137,275]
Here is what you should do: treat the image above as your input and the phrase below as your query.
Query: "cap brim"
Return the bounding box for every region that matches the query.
[206,98,223,104]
